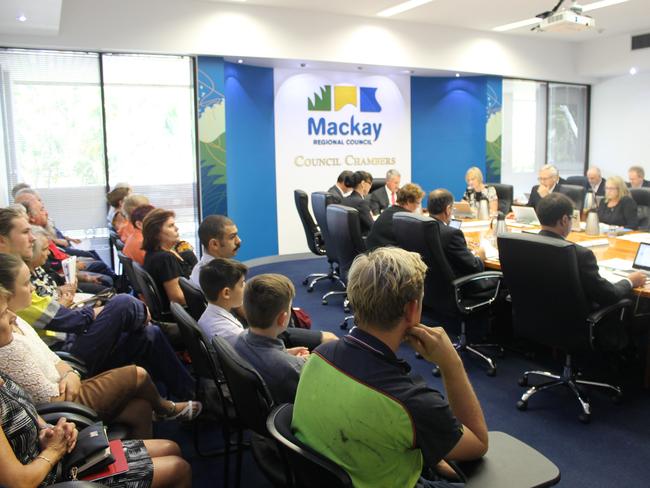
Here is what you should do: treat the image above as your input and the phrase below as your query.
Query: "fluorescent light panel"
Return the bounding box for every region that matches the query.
[377,0,433,18]
[492,0,631,32]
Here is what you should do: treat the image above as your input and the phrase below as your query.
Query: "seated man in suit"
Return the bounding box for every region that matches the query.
[627,165,650,189]
[234,273,309,404]
[327,170,354,203]
[427,189,486,277]
[587,166,606,197]
[293,247,488,487]
[366,183,424,250]
[536,193,645,307]
[527,164,565,209]
[369,168,401,215]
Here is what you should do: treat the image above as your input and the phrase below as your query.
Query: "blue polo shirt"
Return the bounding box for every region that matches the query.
[292,327,463,488]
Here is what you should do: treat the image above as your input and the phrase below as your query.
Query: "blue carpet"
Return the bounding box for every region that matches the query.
[170,256,650,487]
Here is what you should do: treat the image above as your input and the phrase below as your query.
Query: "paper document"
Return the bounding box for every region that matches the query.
[576,239,609,248]
[598,258,634,271]
[62,256,77,284]
[480,238,499,260]
[461,220,491,228]
[616,233,650,244]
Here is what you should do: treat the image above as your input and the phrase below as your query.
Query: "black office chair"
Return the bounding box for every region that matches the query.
[557,184,586,212]
[210,336,288,487]
[37,402,128,441]
[51,482,108,487]
[498,233,630,423]
[311,192,347,302]
[117,252,141,295]
[267,404,353,488]
[492,183,514,214]
[131,262,183,348]
[393,213,503,376]
[179,277,208,321]
[326,205,367,318]
[565,175,589,190]
[294,189,330,289]
[369,177,386,193]
[630,188,650,230]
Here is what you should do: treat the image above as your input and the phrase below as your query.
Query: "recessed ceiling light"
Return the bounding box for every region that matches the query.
[377,0,434,18]
[630,67,638,75]
[455,73,460,77]
[16,14,27,22]
[492,0,630,32]
[237,59,244,64]
[300,63,307,68]
[357,66,363,70]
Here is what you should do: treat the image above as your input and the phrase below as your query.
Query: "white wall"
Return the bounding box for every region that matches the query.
[0,0,592,83]
[578,32,650,80]
[589,71,650,179]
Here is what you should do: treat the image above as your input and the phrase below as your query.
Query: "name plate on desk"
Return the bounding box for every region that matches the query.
[576,239,609,248]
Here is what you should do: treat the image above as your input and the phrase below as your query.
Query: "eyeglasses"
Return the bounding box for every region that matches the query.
[538,175,555,182]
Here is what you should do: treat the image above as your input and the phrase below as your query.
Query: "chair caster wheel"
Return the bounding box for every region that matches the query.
[432,367,441,377]
[322,300,328,305]
[307,288,314,293]
[302,278,308,285]
[579,413,591,424]
[516,400,528,411]
[340,322,348,330]
[415,352,423,360]
[518,377,528,387]
[343,306,350,313]
[486,367,496,377]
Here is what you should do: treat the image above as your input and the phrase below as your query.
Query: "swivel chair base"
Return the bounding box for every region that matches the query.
[304,263,345,293]
[432,321,502,377]
[516,354,622,423]
[322,292,350,313]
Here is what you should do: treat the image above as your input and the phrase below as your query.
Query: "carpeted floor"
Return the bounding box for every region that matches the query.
[169,255,650,487]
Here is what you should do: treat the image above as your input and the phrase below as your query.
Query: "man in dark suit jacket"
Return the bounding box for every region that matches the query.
[586,167,606,197]
[427,189,485,278]
[327,170,354,203]
[627,165,650,189]
[368,169,401,215]
[527,164,566,209]
[536,193,645,308]
[366,183,425,250]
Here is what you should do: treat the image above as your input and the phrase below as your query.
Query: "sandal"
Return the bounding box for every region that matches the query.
[157,400,203,421]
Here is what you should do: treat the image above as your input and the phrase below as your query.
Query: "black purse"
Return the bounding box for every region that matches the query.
[63,422,114,480]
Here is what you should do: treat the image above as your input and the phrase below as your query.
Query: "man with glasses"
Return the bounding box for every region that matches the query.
[527,164,565,209]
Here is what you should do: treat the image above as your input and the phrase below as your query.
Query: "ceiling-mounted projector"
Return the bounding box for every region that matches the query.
[535,1,595,32]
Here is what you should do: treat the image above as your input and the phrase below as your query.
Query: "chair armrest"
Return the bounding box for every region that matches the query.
[587,299,632,349]
[36,401,99,420]
[39,412,97,430]
[53,352,88,378]
[452,271,504,314]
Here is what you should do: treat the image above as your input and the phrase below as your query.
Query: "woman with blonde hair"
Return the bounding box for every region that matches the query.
[597,175,639,229]
[462,166,498,216]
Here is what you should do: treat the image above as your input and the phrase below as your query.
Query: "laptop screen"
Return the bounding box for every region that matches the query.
[449,219,462,229]
[633,242,650,271]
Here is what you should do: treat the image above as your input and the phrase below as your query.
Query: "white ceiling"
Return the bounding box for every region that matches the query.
[208,0,650,40]
[0,0,61,36]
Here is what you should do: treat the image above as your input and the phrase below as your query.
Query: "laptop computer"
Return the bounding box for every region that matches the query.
[608,242,650,280]
[512,205,540,225]
[452,201,473,218]
[449,219,462,229]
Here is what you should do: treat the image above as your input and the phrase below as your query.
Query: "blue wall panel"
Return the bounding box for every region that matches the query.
[411,76,488,199]
[225,63,278,261]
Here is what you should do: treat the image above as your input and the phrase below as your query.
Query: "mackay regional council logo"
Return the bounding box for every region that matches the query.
[306,85,382,145]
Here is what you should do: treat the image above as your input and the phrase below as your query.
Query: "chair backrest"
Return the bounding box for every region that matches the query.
[170,302,213,378]
[210,336,274,435]
[109,230,125,251]
[117,252,141,294]
[179,277,208,321]
[565,175,589,190]
[497,233,592,351]
[326,204,367,280]
[132,262,168,320]
[369,177,386,193]
[294,190,326,257]
[492,183,514,213]
[267,404,353,488]
[558,184,586,212]
[630,188,650,230]
[392,213,456,315]
[311,191,339,263]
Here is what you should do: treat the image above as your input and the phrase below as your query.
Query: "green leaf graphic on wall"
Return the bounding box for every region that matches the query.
[485,78,502,183]
[308,86,332,111]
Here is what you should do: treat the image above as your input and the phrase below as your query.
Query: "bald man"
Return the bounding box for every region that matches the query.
[586,167,606,197]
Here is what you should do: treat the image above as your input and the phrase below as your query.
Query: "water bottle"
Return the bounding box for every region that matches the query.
[478,199,489,220]
[585,210,600,236]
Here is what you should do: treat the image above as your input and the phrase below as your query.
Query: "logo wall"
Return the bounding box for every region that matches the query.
[274,69,411,254]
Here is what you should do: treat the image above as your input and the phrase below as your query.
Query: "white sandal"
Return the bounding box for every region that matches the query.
[159,400,203,421]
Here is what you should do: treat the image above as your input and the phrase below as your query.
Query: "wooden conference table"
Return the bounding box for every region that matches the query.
[459,220,650,298]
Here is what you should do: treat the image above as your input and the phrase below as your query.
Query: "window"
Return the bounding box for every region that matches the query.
[547,83,588,176]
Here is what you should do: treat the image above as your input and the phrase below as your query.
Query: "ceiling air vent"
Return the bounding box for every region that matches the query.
[631,33,650,50]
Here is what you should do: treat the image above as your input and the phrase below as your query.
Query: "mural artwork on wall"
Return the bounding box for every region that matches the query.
[486,77,503,183]
[197,57,227,217]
